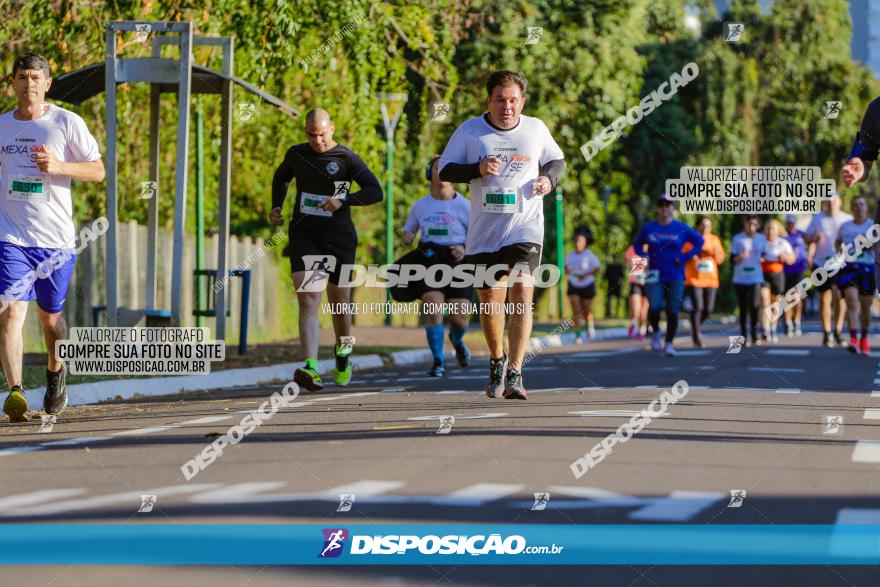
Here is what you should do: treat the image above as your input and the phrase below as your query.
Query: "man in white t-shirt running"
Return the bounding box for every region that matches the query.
[804,193,852,347]
[0,54,105,422]
[438,70,565,400]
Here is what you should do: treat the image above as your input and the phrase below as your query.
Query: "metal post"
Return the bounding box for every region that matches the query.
[105,24,119,326]
[379,94,406,327]
[384,137,394,325]
[602,186,611,319]
[555,187,564,321]
[215,37,234,341]
[195,99,205,327]
[169,22,193,326]
[146,82,160,310]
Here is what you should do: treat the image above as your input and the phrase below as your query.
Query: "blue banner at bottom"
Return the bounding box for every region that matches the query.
[0,524,877,565]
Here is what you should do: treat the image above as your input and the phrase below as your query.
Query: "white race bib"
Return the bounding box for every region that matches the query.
[300,192,333,217]
[696,259,715,273]
[482,187,521,214]
[8,175,47,203]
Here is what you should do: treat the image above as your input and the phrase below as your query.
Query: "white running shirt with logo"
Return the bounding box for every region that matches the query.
[0,103,101,249]
[438,114,564,255]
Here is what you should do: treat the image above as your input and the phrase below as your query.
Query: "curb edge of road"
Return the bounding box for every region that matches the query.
[32,315,736,408]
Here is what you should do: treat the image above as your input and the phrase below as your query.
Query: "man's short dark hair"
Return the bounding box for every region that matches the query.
[486,70,526,97]
[13,54,51,78]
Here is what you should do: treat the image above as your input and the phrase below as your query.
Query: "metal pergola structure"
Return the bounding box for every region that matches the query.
[48,21,298,338]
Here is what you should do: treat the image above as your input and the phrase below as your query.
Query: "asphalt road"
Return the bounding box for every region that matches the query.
[2,323,879,586]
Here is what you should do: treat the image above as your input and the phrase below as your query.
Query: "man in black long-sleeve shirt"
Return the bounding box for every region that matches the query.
[270,108,382,391]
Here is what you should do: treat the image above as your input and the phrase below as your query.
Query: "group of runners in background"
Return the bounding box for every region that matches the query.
[564,191,877,356]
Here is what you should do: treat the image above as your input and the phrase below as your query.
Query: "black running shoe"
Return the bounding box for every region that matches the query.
[44,364,68,416]
[502,368,528,400]
[453,343,471,367]
[486,353,507,398]
[428,359,446,377]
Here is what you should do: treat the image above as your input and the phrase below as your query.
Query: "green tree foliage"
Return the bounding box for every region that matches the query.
[0,0,877,274]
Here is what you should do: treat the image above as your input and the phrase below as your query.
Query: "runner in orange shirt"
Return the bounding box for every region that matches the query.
[683,217,725,348]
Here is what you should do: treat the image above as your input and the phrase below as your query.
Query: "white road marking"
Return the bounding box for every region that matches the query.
[3,484,222,517]
[564,349,640,359]
[568,410,668,418]
[379,388,407,393]
[435,390,467,394]
[871,390,880,398]
[862,409,880,419]
[41,436,113,446]
[407,413,508,421]
[447,375,487,380]
[765,349,810,356]
[626,491,725,521]
[544,486,723,520]
[852,440,880,462]
[112,426,176,436]
[424,483,523,506]
[178,415,235,425]
[578,386,605,391]
[190,480,406,504]
[674,350,710,357]
[747,367,804,373]
[774,388,801,394]
[635,385,658,389]
[0,489,88,513]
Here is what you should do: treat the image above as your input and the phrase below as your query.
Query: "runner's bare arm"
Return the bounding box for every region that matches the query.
[35,152,104,182]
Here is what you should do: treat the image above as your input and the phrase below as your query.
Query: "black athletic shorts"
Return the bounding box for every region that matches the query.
[630,283,646,297]
[811,264,837,293]
[784,271,805,294]
[289,225,356,285]
[567,282,596,299]
[762,271,785,295]
[465,242,542,290]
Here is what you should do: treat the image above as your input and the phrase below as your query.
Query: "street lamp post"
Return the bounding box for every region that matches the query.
[379,93,407,326]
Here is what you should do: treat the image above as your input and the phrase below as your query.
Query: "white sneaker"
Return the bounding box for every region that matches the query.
[587,325,596,340]
[664,342,677,356]
[651,333,662,352]
[771,333,779,343]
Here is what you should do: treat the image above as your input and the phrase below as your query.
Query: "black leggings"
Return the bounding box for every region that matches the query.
[688,286,717,342]
[735,283,761,341]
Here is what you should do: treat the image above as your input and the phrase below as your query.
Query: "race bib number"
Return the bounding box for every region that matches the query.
[8,175,47,203]
[424,224,449,238]
[697,259,715,273]
[482,187,521,214]
[300,192,333,217]
[645,269,660,284]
